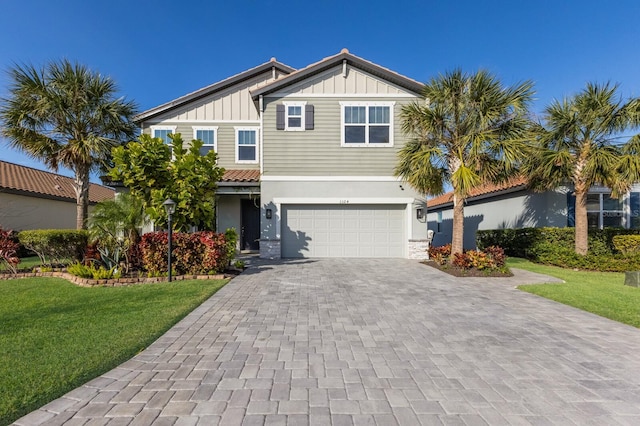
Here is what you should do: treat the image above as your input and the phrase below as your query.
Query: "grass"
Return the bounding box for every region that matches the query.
[0,256,42,272]
[0,276,228,425]
[508,257,640,328]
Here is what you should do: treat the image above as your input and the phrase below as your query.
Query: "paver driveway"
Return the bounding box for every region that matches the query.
[16,259,640,425]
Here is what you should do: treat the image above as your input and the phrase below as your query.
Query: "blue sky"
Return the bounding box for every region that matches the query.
[2,0,640,179]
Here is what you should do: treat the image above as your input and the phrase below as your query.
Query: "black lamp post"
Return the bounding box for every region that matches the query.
[163,198,176,282]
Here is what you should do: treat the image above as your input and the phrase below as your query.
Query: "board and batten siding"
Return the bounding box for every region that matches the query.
[144,69,284,122]
[262,96,415,176]
[141,122,259,171]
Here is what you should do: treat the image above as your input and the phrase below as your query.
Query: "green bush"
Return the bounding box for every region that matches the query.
[612,235,640,255]
[67,262,120,279]
[18,230,88,265]
[477,227,640,271]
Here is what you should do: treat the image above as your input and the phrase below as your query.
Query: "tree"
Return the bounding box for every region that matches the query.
[0,60,138,229]
[110,133,225,231]
[395,69,534,255]
[526,83,640,255]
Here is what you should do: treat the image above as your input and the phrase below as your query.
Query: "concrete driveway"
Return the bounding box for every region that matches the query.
[16,259,640,425]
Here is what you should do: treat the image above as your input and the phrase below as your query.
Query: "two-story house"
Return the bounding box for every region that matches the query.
[135,49,430,259]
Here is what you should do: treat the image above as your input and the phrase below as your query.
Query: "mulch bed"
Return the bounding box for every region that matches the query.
[422,260,513,278]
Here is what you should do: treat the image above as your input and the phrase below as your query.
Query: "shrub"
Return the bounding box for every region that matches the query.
[67,262,120,279]
[452,252,473,269]
[139,231,228,276]
[0,227,20,274]
[429,244,451,265]
[483,246,506,267]
[18,230,88,265]
[224,228,238,264]
[612,235,640,255]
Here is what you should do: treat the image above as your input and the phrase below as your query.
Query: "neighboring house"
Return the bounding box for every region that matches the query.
[426,177,640,249]
[0,160,115,231]
[134,49,431,259]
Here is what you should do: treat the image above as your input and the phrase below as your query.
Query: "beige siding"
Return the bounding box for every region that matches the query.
[276,65,412,96]
[141,122,259,171]
[262,97,415,176]
[146,69,282,122]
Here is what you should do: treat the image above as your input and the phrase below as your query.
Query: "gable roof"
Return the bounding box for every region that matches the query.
[0,160,115,203]
[135,58,296,122]
[251,48,425,99]
[427,176,528,209]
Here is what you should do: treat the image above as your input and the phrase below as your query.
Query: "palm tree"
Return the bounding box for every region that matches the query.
[526,83,640,255]
[396,69,534,255]
[0,60,138,229]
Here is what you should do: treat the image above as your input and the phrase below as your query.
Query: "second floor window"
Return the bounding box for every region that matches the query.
[236,128,259,164]
[193,126,217,156]
[341,102,394,146]
[151,126,176,145]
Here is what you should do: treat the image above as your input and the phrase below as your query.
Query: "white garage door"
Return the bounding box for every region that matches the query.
[282,204,406,258]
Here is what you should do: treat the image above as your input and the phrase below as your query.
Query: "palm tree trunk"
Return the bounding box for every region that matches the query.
[452,192,465,255]
[74,166,91,230]
[574,188,588,255]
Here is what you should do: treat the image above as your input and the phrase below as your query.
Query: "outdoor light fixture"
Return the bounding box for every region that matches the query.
[416,207,425,220]
[163,198,176,282]
[266,208,273,219]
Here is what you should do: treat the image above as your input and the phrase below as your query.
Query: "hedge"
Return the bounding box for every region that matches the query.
[477,227,640,272]
[17,229,88,265]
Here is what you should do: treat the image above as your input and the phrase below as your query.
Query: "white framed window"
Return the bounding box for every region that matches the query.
[150,125,177,145]
[235,127,259,164]
[192,126,218,156]
[587,192,625,229]
[284,101,306,131]
[340,102,394,147]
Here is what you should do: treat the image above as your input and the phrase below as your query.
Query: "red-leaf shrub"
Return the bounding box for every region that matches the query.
[429,244,451,265]
[483,245,506,267]
[452,252,473,269]
[0,227,21,274]
[139,231,228,276]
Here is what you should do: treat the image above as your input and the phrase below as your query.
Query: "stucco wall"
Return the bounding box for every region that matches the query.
[0,192,88,231]
[426,189,568,250]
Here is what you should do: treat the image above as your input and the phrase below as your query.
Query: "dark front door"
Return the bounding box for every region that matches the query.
[241,199,260,251]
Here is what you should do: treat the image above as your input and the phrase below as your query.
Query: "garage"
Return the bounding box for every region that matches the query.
[281,204,406,258]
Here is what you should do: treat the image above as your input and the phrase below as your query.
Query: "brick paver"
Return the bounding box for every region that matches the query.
[14,259,640,425]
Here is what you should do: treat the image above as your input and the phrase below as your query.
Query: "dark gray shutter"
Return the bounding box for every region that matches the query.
[276,105,285,130]
[305,104,314,130]
[567,192,576,227]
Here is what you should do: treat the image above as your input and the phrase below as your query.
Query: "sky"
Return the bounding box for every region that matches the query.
[1,0,640,180]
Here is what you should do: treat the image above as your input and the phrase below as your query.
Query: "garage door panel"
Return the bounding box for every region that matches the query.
[282,204,405,258]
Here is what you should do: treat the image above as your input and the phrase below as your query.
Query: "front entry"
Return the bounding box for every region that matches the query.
[241,199,260,251]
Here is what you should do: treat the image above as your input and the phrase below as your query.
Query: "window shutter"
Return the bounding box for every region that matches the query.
[305,104,314,130]
[276,105,285,130]
[567,192,576,227]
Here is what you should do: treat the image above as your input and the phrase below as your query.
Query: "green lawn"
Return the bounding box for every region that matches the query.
[0,256,42,272]
[509,257,640,328]
[0,276,228,425]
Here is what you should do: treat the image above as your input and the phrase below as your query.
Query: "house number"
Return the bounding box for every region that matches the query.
[339,200,349,204]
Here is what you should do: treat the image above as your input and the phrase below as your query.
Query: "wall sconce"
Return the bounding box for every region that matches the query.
[416,207,425,220]
[266,209,273,219]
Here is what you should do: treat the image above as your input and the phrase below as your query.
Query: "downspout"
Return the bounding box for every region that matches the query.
[259,95,264,175]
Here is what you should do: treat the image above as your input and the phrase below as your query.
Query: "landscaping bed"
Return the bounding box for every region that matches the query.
[422,260,513,277]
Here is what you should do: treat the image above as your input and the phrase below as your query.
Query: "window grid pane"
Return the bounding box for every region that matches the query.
[369,106,390,124]
[238,130,256,145]
[196,130,215,145]
[345,106,366,124]
[155,129,172,144]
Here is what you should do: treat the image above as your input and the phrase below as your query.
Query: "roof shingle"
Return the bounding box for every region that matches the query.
[0,160,115,203]
[221,169,260,182]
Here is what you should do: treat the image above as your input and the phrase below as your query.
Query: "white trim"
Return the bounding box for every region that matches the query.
[261,175,402,182]
[266,93,417,99]
[259,95,264,174]
[192,126,218,154]
[146,120,261,124]
[340,101,395,147]
[283,101,307,131]
[235,126,260,164]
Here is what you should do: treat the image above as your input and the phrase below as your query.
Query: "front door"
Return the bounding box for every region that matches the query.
[241,199,260,251]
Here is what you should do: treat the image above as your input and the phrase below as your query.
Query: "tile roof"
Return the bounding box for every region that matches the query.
[221,169,260,182]
[0,160,115,203]
[427,176,528,208]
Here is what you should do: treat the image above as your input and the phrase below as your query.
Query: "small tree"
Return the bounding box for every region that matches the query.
[110,133,225,231]
[87,193,145,272]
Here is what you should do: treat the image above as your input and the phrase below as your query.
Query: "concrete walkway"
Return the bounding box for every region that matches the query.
[15,259,640,425]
